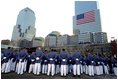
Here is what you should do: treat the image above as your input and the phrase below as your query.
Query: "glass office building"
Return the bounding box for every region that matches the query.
[12,7,36,41]
[73,1,102,35]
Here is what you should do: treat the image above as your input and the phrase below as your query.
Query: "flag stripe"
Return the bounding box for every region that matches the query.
[76,10,95,25]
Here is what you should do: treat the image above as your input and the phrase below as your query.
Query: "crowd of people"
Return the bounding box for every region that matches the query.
[1,47,117,77]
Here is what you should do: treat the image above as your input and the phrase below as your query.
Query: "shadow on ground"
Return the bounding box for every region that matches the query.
[1,72,117,79]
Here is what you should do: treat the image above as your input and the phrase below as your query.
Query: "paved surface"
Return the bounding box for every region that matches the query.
[1,72,117,79]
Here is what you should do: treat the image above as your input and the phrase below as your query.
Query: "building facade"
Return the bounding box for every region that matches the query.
[73,1,102,35]
[93,32,108,43]
[57,34,69,46]
[78,32,93,44]
[32,37,44,47]
[78,32,108,44]
[68,35,78,45]
[12,7,36,42]
[45,36,57,47]
[44,31,60,47]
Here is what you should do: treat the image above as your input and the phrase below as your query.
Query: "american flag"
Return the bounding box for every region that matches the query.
[76,10,95,25]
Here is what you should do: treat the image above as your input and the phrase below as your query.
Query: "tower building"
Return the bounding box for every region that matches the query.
[12,7,36,41]
[73,1,102,35]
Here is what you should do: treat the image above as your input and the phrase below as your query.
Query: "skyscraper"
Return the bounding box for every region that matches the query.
[12,7,36,41]
[73,1,102,35]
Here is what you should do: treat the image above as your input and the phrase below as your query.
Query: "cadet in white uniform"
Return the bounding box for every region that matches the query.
[47,49,57,76]
[87,53,95,76]
[72,51,82,77]
[59,49,69,77]
[1,47,12,73]
[28,52,36,74]
[17,48,28,75]
[42,50,48,74]
[34,47,43,75]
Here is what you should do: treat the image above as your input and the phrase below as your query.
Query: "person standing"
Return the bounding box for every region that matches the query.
[108,55,113,74]
[42,50,48,74]
[55,52,61,74]
[59,49,69,77]
[17,48,28,75]
[87,53,95,76]
[28,52,36,74]
[102,55,109,74]
[34,47,43,75]
[10,49,18,71]
[84,56,89,75]
[47,49,57,76]
[72,50,82,77]
[1,47,12,73]
[94,54,101,75]
[67,55,73,74]
[82,56,87,74]
[111,55,117,76]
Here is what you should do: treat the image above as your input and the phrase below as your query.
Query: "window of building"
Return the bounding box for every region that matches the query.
[18,24,21,28]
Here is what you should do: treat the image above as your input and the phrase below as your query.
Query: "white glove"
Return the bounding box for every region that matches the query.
[98,62,100,64]
[44,60,47,62]
[50,58,53,60]
[91,61,94,63]
[76,58,79,61]
[36,57,39,60]
[31,59,35,61]
[62,59,66,61]
[20,59,22,61]
[3,57,6,59]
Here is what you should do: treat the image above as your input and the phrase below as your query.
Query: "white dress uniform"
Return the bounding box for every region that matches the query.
[17,49,28,75]
[47,50,57,76]
[34,49,43,75]
[42,54,48,74]
[87,54,95,76]
[59,50,69,77]
[1,49,12,73]
[28,53,36,74]
[72,51,82,76]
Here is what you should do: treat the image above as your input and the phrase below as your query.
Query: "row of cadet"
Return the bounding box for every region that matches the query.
[1,47,117,77]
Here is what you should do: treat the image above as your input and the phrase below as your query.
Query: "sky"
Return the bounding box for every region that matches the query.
[0,0,118,42]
